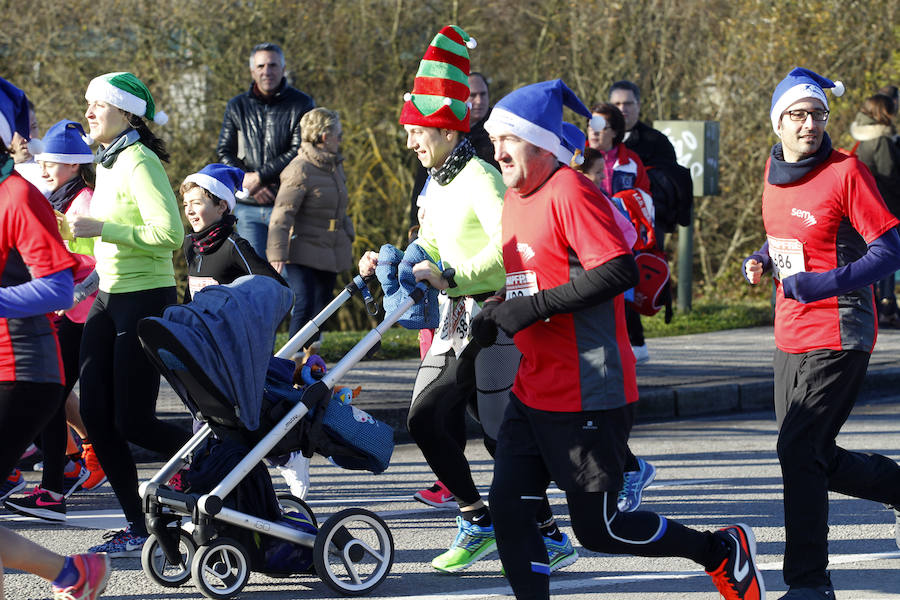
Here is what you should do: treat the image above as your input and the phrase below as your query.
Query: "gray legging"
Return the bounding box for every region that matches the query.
[407,330,520,505]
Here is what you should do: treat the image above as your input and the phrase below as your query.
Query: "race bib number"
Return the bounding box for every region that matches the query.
[188,276,219,298]
[430,296,481,357]
[505,270,539,299]
[767,236,806,280]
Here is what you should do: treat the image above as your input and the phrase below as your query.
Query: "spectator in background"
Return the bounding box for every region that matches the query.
[267,107,354,345]
[217,42,315,258]
[588,102,654,364]
[850,94,900,326]
[877,85,899,113]
[609,80,692,247]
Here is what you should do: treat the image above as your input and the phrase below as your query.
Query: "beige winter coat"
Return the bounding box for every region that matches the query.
[267,142,354,272]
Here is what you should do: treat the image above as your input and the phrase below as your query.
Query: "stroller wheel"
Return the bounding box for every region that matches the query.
[142,532,195,587]
[277,492,317,526]
[313,508,394,596]
[190,537,251,600]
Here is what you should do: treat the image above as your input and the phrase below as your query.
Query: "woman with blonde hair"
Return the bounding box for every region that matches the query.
[267,107,354,346]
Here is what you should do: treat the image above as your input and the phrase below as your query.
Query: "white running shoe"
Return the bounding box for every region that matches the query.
[277,451,310,499]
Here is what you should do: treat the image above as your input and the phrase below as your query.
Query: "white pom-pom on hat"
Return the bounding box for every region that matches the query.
[442,97,453,106]
[82,133,94,146]
[466,37,477,49]
[573,151,585,166]
[832,80,845,97]
[27,137,44,156]
[153,111,168,126]
[235,188,250,200]
[403,92,413,102]
[589,114,606,131]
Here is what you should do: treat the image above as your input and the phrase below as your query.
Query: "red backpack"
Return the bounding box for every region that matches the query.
[613,189,671,316]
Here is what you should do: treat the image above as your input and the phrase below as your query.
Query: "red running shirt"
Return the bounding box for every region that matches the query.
[0,172,76,383]
[762,151,898,353]
[502,167,636,412]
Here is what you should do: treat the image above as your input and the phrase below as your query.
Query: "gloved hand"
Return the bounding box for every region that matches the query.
[470,295,503,347]
[492,293,545,336]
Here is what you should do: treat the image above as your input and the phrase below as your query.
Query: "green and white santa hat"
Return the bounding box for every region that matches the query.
[85,72,168,126]
[399,25,477,133]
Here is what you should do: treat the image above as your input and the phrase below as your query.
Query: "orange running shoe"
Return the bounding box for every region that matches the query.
[706,523,765,600]
[80,443,107,490]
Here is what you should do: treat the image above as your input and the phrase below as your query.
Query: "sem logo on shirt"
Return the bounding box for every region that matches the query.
[517,242,535,262]
[790,208,817,227]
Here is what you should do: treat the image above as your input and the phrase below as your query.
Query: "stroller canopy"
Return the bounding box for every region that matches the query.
[148,275,293,430]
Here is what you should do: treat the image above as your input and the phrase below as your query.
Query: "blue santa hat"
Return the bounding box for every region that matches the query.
[556,121,594,166]
[485,79,604,155]
[0,77,40,152]
[182,164,248,211]
[770,67,844,134]
[34,120,94,164]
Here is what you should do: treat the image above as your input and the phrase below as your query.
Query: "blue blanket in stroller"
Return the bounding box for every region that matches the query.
[147,275,292,431]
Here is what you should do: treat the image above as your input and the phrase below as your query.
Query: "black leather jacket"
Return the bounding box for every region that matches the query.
[216,78,315,203]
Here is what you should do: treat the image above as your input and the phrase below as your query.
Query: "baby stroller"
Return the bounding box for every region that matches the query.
[136,275,424,598]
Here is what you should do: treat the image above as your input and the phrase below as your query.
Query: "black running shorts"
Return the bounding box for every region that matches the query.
[495,393,633,494]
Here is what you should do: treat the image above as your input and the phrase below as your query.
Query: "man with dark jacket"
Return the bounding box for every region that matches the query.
[217,42,315,258]
[609,80,692,239]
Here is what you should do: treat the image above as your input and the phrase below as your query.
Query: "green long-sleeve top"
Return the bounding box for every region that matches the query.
[89,142,183,293]
[416,157,506,297]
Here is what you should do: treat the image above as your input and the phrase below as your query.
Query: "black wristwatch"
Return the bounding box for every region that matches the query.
[441,267,458,288]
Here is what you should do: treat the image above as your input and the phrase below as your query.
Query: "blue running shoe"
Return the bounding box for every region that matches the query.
[0,469,26,503]
[432,516,496,572]
[88,525,147,559]
[617,457,656,512]
[545,533,578,572]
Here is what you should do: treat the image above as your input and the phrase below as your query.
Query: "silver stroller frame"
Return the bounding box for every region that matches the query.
[139,277,424,598]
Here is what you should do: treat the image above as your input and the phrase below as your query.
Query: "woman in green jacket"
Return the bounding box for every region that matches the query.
[69,72,190,557]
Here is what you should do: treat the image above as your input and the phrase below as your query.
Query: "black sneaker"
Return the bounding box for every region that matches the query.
[4,486,66,522]
[778,573,835,599]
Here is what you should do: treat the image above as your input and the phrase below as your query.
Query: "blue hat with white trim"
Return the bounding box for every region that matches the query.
[770,67,844,134]
[0,77,33,149]
[485,79,604,155]
[182,164,248,211]
[556,121,594,166]
[34,120,93,164]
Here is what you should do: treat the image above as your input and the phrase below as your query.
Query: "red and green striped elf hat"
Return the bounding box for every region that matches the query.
[399,25,477,133]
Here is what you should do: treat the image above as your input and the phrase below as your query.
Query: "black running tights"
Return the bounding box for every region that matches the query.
[0,382,63,483]
[79,288,190,533]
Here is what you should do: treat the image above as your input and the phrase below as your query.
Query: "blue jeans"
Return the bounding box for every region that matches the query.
[233,203,273,260]
[284,264,337,340]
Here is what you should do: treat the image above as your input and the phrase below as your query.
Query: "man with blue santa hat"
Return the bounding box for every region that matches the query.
[743,67,900,599]
[471,78,764,600]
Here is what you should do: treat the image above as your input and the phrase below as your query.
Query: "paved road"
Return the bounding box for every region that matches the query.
[4,399,900,599]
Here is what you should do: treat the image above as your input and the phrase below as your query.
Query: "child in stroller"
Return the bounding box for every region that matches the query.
[136,275,399,599]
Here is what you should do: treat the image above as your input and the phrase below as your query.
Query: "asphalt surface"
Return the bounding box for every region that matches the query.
[4,402,900,599]
[151,325,900,443]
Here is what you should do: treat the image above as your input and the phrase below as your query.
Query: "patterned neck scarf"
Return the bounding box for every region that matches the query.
[47,177,88,213]
[430,137,475,186]
[96,129,141,168]
[190,214,237,255]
